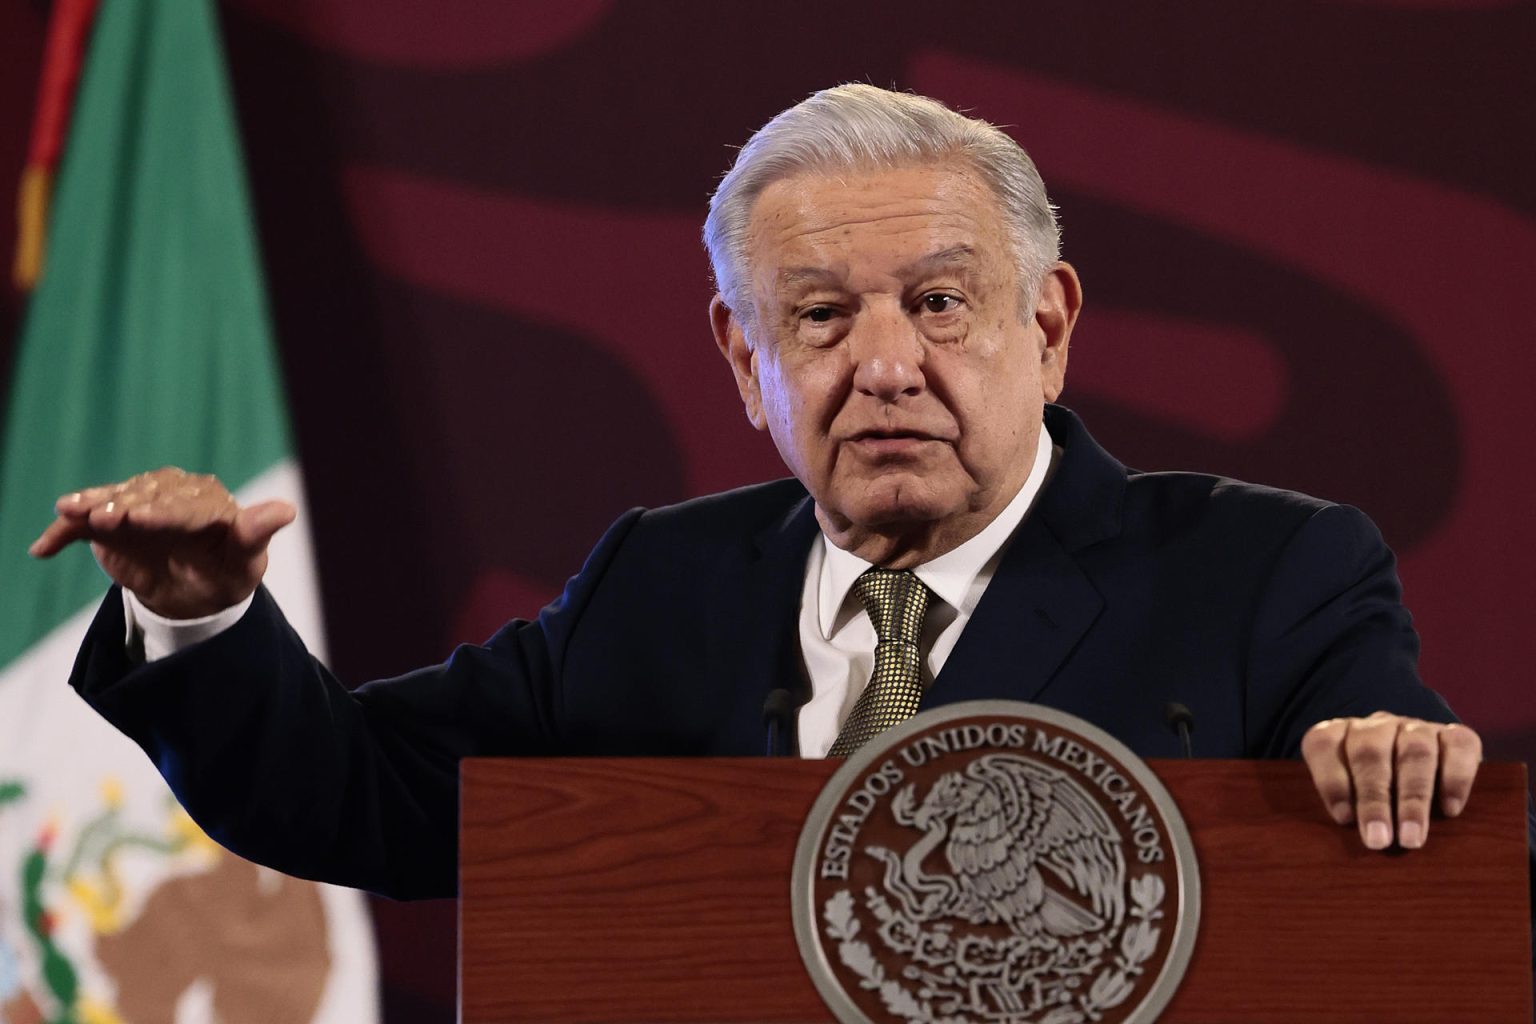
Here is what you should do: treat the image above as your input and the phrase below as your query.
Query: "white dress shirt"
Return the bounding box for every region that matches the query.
[795,426,1055,756]
[126,424,1057,759]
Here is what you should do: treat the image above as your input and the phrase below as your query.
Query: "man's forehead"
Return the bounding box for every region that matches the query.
[775,244,982,288]
[744,162,1010,289]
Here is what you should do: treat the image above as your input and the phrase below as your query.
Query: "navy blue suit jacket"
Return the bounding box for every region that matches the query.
[69,406,1453,899]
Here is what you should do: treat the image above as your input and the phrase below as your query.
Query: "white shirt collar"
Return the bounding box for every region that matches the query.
[816,423,1055,638]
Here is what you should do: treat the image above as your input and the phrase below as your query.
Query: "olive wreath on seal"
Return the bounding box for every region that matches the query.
[821,874,1166,1024]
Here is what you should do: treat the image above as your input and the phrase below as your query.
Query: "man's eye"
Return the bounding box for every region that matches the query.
[919,294,962,314]
[803,306,837,323]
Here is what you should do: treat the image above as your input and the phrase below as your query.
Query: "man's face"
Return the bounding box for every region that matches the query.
[712,162,1078,558]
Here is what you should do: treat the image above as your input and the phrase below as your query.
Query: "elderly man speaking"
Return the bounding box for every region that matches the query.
[31,84,1478,899]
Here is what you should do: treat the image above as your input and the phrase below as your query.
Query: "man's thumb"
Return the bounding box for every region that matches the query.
[233,500,298,553]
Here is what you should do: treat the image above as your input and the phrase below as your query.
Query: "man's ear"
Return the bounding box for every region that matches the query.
[710,294,767,430]
[1034,262,1082,403]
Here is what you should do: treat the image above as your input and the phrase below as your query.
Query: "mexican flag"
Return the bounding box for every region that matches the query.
[0,2,378,1022]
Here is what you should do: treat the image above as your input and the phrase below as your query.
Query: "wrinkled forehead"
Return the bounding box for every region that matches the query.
[744,162,1013,294]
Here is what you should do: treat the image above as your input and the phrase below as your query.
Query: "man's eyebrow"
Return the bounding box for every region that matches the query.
[897,245,978,278]
[777,265,844,287]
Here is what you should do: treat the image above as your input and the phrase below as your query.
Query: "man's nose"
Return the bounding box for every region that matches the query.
[850,306,925,401]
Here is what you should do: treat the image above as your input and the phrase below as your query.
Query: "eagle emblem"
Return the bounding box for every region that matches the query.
[795,704,1195,1024]
[870,755,1126,944]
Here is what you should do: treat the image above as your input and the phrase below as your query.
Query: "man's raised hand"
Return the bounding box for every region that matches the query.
[28,467,295,619]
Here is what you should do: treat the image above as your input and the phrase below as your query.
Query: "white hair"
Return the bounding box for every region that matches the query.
[703,83,1060,316]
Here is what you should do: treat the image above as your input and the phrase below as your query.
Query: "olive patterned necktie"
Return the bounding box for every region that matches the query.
[827,569,932,757]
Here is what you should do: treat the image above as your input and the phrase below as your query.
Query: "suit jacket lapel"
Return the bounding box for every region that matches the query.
[924,513,1102,707]
[924,405,1126,708]
[704,493,819,754]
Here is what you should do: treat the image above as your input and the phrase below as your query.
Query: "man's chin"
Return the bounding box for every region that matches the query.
[822,484,963,534]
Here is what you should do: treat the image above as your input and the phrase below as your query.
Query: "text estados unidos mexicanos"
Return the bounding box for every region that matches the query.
[819,723,1166,879]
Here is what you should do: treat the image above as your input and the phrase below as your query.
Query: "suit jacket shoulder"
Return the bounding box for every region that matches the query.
[972,406,1453,759]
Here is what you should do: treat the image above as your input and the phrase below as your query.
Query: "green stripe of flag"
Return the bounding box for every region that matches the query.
[0,0,291,669]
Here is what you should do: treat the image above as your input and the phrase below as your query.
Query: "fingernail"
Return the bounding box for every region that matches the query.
[1444,797,1464,817]
[1329,801,1353,824]
[1365,821,1391,849]
[1399,821,1424,849]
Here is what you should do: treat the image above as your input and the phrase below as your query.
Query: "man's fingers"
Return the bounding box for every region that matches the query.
[1307,714,1485,851]
[54,473,151,514]
[55,484,113,514]
[1393,721,1438,849]
[87,498,130,532]
[28,515,92,557]
[1301,719,1354,824]
[231,500,297,554]
[1437,724,1482,817]
[1342,713,1398,850]
[30,468,247,558]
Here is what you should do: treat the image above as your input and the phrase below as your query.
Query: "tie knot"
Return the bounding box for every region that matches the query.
[854,569,930,645]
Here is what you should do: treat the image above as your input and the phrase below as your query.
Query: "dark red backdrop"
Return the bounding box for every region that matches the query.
[4,2,1533,1020]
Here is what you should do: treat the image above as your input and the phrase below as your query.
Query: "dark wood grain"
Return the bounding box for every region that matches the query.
[461,759,1532,1023]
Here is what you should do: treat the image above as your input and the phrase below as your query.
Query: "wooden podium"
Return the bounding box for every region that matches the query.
[460,758,1532,1023]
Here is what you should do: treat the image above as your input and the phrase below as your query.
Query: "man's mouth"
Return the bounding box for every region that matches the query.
[848,427,944,440]
[845,429,944,455]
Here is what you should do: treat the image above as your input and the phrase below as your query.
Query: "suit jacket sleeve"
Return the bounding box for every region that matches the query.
[67,507,646,900]
[1244,502,1453,758]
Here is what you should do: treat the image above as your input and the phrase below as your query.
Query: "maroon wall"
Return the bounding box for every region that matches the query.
[5,2,1533,1020]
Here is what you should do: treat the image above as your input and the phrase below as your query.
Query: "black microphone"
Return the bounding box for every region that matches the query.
[762,688,796,758]
[1164,701,1195,758]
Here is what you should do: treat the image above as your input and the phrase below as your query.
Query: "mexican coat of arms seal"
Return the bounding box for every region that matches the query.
[792,701,1199,1024]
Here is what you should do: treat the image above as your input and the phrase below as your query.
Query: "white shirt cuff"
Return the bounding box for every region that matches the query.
[122,589,255,663]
